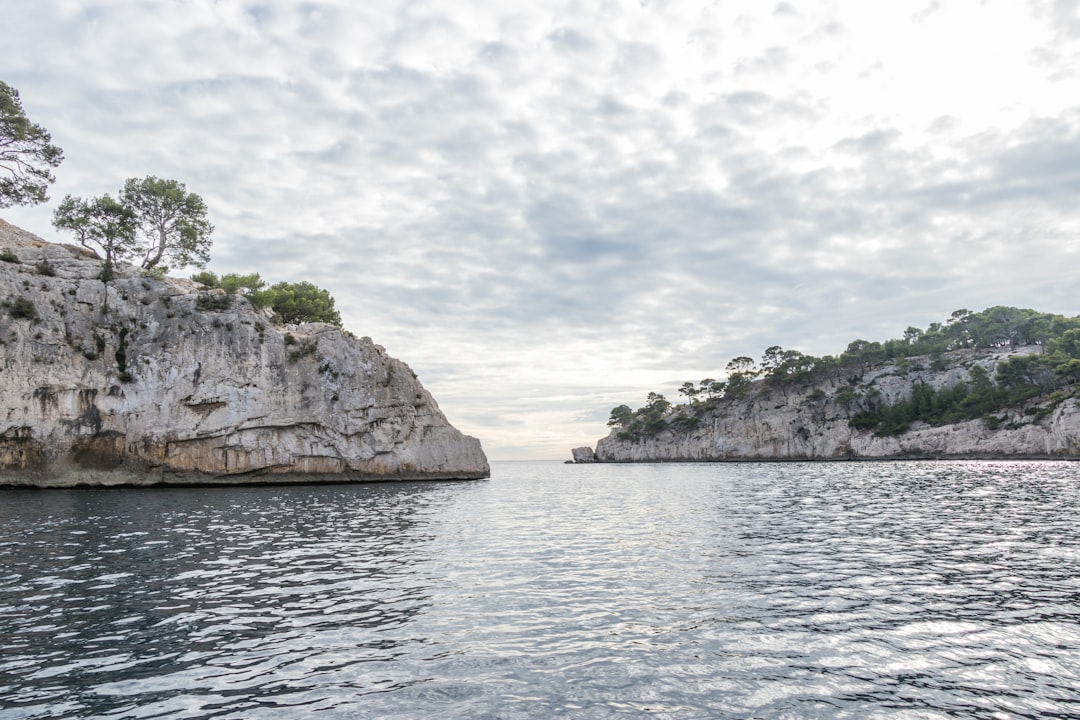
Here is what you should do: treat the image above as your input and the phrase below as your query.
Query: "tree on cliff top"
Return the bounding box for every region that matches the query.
[0,81,64,208]
[122,176,213,271]
[52,194,136,268]
[52,177,213,272]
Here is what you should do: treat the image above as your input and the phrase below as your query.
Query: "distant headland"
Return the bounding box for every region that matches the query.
[574,306,1080,462]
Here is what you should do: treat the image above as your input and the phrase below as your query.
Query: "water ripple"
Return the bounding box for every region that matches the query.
[1,462,1079,718]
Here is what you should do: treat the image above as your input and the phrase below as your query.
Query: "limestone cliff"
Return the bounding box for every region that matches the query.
[584,347,1079,462]
[0,219,489,486]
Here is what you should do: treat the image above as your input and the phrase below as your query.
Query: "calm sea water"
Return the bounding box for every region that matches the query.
[1,461,1079,719]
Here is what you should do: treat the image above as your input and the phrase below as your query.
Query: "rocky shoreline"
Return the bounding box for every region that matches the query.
[574,346,1079,463]
[0,219,489,487]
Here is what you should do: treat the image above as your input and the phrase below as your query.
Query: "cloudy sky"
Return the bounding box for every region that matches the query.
[3,0,1079,460]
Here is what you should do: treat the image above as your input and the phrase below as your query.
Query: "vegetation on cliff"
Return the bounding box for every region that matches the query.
[53,176,214,274]
[191,272,342,327]
[5,78,340,331]
[0,220,489,484]
[609,306,1080,442]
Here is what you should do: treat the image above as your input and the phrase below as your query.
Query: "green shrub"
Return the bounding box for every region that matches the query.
[5,297,37,321]
[0,248,21,263]
[191,271,265,297]
[191,270,218,287]
[252,281,342,326]
[288,341,317,363]
[195,293,230,312]
[220,273,264,296]
[671,415,702,431]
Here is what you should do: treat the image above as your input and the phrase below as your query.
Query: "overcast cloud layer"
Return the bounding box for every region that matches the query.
[3,0,1079,459]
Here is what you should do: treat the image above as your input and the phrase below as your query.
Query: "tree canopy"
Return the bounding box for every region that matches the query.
[253,281,342,326]
[51,194,136,268]
[52,177,213,272]
[606,392,672,440]
[122,176,213,271]
[0,81,63,208]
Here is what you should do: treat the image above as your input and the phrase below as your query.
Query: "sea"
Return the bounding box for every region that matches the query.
[1,460,1078,719]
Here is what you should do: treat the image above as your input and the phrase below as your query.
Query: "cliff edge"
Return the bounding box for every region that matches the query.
[0,219,489,486]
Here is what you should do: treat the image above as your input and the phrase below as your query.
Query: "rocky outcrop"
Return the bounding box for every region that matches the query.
[571,446,597,463]
[0,219,489,486]
[582,347,1080,462]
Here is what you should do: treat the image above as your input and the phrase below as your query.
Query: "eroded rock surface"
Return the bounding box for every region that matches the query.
[0,219,489,486]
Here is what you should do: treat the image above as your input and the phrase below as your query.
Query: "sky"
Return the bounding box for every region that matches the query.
[2,0,1079,460]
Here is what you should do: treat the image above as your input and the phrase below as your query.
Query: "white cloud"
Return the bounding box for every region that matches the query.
[2,0,1078,459]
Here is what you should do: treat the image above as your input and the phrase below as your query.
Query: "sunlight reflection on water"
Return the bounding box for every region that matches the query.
[1,460,1079,719]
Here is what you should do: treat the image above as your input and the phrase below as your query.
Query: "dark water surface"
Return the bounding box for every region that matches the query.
[2,461,1079,719]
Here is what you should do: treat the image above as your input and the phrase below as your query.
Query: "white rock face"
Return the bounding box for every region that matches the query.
[571,446,597,463]
[590,347,1080,462]
[0,220,489,486]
